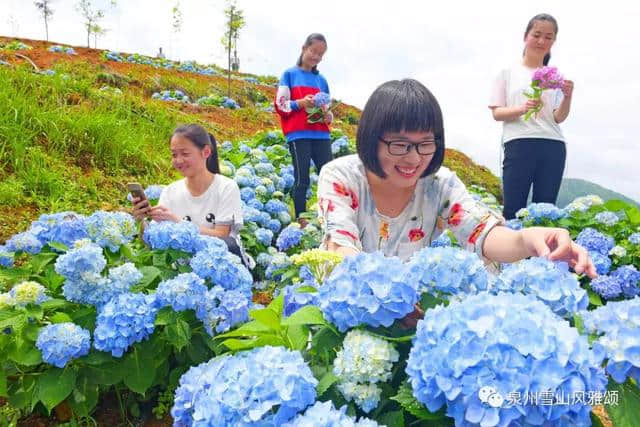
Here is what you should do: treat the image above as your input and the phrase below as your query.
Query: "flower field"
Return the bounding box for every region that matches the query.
[1,37,639,426]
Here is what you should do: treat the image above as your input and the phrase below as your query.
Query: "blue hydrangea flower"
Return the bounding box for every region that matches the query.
[576,228,615,256]
[609,245,627,258]
[190,246,253,295]
[6,231,43,254]
[313,92,331,107]
[611,265,640,298]
[195,286,250,336]
[590,251,612,275]
[276,225,304,251]
[0,246,14,268]
[277,210,292,225]
[281,173,295,190]
[171,346,317,426]
[494,258,588,317]
[590,275,622,300]
[582,297,640,384]
[144,185,165,200]
[93,293,158,357]
[504,218,523,231]
[8,281,50,306]
[155,272,208,312]
[318,252,419,331]
[282,282,318,317]
[595,211,620,226]
[54,241,106,281]
[240,187,256,202]
[36,323,91,368]
[407,247,488,298]
[256,251,273,267]
[143,220,200,253]
[282,400,379,427]
[242,205,263,223]
[255,162,276,176]
[220,141,233,151]
[333,330,399,412]
[407,292,607,426]
[517,202,567,223]
[247,198,264,211]
[255,227,274,246]
[629,232,640,245]
[266,218,282,234]
[265,252,292,280]
[430,232,452,247]
[29,212,88,248]
[108,262,143,289]
[264,200,288,215]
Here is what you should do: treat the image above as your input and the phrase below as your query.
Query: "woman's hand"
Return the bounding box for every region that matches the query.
[148,205,180,223]
[520,227,597,278]
[131,197,150,220]
[520,98,541,115]
[561,80,574,98]
[322,106,333,124]
[297,94,315,109]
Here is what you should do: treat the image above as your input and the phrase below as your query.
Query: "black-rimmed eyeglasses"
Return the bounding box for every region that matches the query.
[379,137,437,156]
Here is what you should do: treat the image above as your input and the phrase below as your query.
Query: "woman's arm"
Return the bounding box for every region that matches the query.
[482,225,597,277]
[490,100,539,121]
[553,80,574,123]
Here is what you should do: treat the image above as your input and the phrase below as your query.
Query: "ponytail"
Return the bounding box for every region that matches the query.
[206,133,220,174]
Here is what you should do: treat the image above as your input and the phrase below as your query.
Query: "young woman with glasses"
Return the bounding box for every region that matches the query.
[316,79,595,279]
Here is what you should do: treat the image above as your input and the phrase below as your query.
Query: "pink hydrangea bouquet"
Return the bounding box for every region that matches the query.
[523,66,564,120]
[306,92,340,124]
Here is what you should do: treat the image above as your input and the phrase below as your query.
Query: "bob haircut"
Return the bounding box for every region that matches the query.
[356,79,445,179]
[171,124,220,174]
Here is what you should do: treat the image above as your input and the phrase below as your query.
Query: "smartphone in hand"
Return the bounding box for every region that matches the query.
[127,182,149,210]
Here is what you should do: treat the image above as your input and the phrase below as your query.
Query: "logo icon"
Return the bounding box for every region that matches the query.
[478,386,504,408]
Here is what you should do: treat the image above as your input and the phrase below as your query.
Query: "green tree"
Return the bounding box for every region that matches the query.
[90,24,108,48]
[75,0,104,48]
[34,0,54,41]
[172,1,183,34]
[221,0,245,96]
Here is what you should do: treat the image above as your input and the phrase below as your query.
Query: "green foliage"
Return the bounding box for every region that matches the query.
[606,379,640,427]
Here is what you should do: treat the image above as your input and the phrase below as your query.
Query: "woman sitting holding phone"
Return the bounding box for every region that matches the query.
[132,124,248,264]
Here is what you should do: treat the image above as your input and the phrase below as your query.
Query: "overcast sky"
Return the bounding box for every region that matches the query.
[3,0,639,201]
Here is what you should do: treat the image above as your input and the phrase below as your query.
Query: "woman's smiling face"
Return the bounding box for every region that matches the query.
[377,130,436,189]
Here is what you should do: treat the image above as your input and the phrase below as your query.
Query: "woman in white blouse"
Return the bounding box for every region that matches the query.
[317,79,594,278]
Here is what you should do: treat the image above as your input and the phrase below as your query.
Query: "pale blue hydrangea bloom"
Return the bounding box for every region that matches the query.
[318,252,419,331]
[0,245,15,268]
[629,232,640,245]
[282,281,318,317]
[611,265,640,298]
[590,251,612,275]
[143,220,200,253]
[595,211,620,226]
[265,252,292,280]
[582,297,640,384]
[54,241,106,281]
[590,275,622,300]
[494,258,588,318]
[190,246,253,295]
[276,225,304,251]
[171,346,317,426]
[155,272,208,312]
[36,323,90,368]
[93,293,158,357]
[516,202,566,223]
[407,247,489,298]
[195,286,250,336]
[5,231,43,254]
[282,400,380,427]
[333,330,399,412]
[407,292,607,426]
[576,228,615,256]
[29,211,88,248]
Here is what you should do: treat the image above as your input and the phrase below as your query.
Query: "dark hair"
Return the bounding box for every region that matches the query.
[523,13,558,66]
[356,79,445,179]
[296,33,326,75]
[171,124,220,174]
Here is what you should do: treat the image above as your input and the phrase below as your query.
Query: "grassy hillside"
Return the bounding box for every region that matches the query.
[556,178,639,208]
[0,36,500,241]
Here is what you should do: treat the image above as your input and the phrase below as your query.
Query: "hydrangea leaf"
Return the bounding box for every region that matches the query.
[316,371,338,396]
[84,360,126,386]
[67,374,99,418]
[123,347,157,395]
[285,324,309,351]
[37,367,78,412]
[606,380,640,427]
[250,307,281,331]
[391,383,446,421]
[0,370,7,397]
[8,340,42,366]
[377,410,405,427]
[282,305,326,326]
[165,319,191,351]
[221,335,285,351]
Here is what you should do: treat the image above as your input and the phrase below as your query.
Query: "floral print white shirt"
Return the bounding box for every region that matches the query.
[317,155,504,261]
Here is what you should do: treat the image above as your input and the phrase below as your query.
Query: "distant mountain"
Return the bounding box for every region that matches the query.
[554,178,639,208]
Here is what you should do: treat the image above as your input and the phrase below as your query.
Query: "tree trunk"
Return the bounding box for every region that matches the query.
[45,17,49,41]
[227,8,233,98]
[87,26,91,48]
